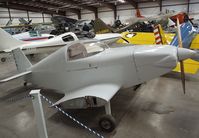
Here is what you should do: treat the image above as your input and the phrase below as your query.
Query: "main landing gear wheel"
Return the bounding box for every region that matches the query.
[99,114,116,132]
[1,58,6,62]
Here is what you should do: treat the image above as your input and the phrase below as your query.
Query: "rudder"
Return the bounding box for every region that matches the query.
[12,48,32,72]
[153,24,168,45]
[93,18,114,34]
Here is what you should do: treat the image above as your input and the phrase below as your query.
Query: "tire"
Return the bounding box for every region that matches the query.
[99,115,116,132]
[1,57,6,62]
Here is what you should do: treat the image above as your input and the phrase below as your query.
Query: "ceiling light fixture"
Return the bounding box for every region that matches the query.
[117,0,125,3]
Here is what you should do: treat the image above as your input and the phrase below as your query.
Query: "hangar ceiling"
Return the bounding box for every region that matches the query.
[0,0,160,14]
[0,0,186,19]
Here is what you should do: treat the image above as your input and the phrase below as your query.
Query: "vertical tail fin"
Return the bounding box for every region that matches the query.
[153,24,168,45]
[93,18,114,34]
[135,9,145,18]
[12,48,32,72]
[0,28,25,52]
[170,22,196,48]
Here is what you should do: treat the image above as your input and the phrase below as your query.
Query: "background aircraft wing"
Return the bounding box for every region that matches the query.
[173,59,199,74]
[53,83,121,106]
[190,34,199,50]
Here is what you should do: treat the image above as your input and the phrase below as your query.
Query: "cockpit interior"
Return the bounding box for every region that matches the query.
[67,41,108,60]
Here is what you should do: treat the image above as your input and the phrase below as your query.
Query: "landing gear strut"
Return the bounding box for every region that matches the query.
[99,102,116,132]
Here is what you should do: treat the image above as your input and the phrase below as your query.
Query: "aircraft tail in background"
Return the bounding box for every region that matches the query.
[153,24,168,44]
[135,9,145,18]
[0,48,32,83]
[0,28,25,52]
[170,22,197,48]
[12,48,32,73]
[93,18,114,34]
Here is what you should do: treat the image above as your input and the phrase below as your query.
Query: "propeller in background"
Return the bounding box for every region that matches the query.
[176,18,186,94]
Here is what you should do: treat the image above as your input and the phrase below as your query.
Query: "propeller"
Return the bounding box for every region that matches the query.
[176,18,186,94]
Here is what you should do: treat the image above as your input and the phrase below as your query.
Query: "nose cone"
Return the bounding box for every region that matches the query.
[134,45,177,67]
[133,45,178,83]
[177,48,197,61]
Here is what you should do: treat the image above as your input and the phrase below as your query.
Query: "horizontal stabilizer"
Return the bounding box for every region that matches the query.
[12,48,32,72]
[0,71,31,83]
[93,18,114,34]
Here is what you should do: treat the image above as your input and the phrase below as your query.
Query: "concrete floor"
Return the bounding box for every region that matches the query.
[0,59,199,138]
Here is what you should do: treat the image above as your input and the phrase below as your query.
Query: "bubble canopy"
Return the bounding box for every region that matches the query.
[67,41,109,61]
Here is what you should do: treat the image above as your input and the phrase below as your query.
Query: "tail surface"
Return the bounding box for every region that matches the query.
[153,24,168,44]
[170,22,196,48]
[93,18,114,34]
[12,48,32,72]
[0,28,25,52]
[135,9,145,18]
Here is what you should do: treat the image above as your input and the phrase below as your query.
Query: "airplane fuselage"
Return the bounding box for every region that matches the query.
[26,45,178,95]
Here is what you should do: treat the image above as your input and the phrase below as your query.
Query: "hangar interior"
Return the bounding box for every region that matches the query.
[0,0,199,25]
[0,0,199,138]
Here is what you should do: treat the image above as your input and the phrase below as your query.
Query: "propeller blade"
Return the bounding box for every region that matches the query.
[176,18,186,94]
[180,61,186,94]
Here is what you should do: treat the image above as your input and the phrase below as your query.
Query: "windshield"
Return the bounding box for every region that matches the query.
[67,42,108,61]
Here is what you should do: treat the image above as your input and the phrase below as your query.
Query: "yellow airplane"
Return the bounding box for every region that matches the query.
[117,25,199,50]
[118,25,199,74]
[93,19,199,74]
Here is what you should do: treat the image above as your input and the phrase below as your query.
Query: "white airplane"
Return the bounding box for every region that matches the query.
[0,39,196,132]
[12,31,54,42]
[0,28,121,62]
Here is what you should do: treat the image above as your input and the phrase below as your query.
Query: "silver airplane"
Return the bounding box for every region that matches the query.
[0,40,196,132]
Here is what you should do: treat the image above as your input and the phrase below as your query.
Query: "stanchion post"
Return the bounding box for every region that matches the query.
[30,90,48,138]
